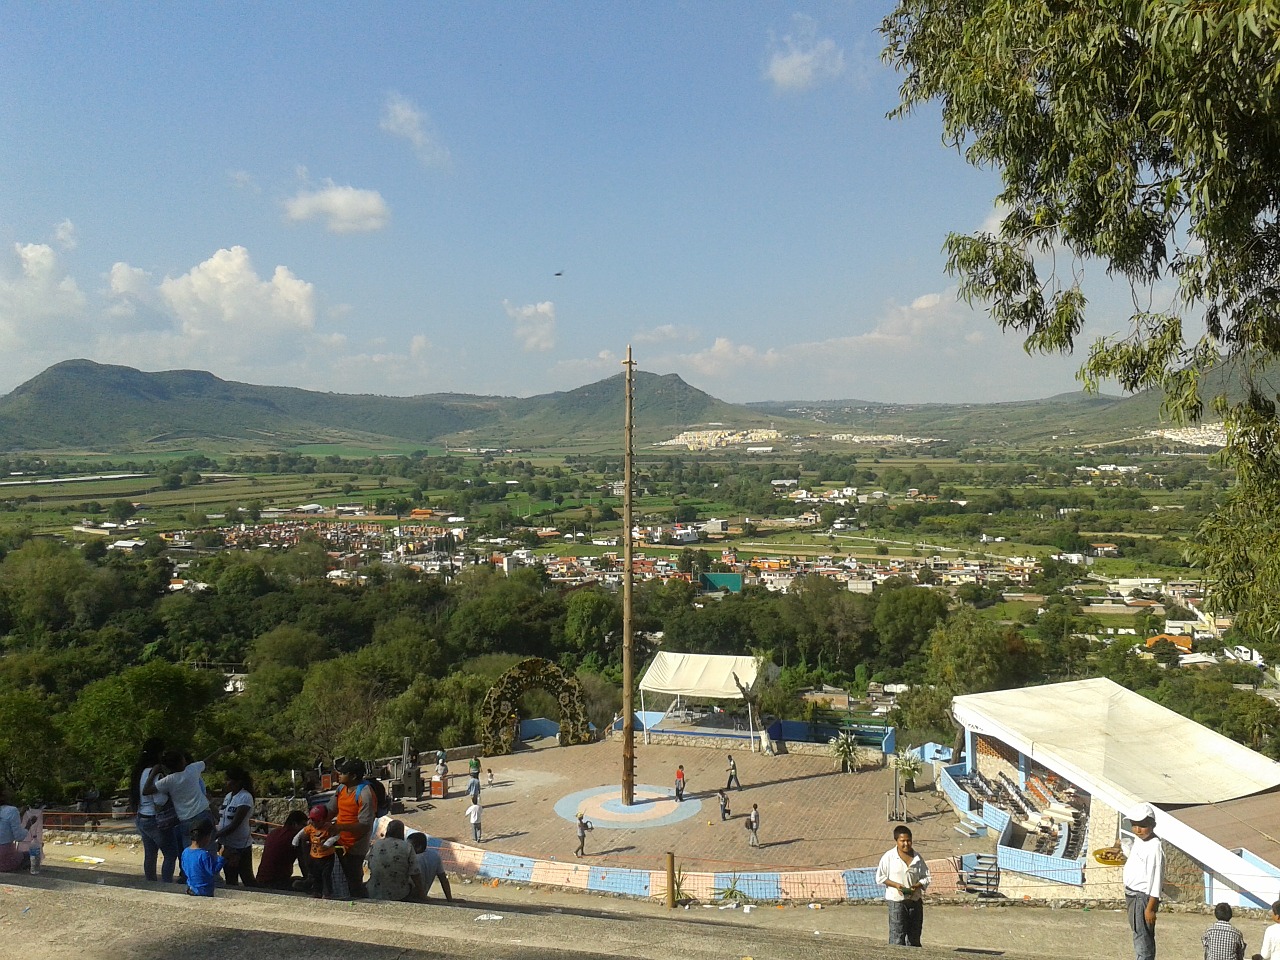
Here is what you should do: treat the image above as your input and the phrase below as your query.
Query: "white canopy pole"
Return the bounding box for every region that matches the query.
[641,689,649,745]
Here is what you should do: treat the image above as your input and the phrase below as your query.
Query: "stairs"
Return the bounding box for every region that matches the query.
[964,853,1000,896]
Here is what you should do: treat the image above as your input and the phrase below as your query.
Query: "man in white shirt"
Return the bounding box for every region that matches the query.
[875,824,931,947]
[1257,901,1280,960]
[465,800,482,843]
[1106,802,1164,960]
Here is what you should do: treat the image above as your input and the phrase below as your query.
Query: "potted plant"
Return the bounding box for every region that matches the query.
[829,732,860,773]
[893,748,924,792]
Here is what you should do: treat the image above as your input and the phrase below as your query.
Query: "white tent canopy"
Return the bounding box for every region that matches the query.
[952,677,1280,807]
[638,652,770,750]
[639,652,762,699]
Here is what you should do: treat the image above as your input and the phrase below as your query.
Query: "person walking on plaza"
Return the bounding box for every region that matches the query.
[574,812,593,857]
[876,824,931,947]
[717,789,730,821]
[465,799,483,843]
[1257,901,1280,960]
[746,804,759,847]
[1203,903,1246,960]
[725,754,741,791]
[674,765,686,802]
[1105,802,1165,960]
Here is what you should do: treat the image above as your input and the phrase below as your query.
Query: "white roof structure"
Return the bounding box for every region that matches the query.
[639,652,763,700]
[952,677,1280,807]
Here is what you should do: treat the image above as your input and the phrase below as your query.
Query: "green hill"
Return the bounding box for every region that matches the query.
[0,360,763,452]
[3,357,1260,454]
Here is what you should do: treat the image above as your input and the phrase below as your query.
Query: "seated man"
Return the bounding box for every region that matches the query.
[407,832,455,902]
[256,811,309,890]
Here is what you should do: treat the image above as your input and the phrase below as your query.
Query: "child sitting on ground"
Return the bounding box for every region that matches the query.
[293,804,342,899]
[181,820,224,897]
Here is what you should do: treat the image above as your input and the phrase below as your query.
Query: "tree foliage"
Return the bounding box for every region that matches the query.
[883,0,1280,631]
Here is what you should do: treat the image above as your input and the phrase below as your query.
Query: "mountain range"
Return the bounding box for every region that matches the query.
[0,358,1235,453]
[0,360,760,452]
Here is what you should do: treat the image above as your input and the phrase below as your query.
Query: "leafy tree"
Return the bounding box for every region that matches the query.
[925,606,1012,694]
[563,589,621,664]
[0,690,65,800]
[872,583,950,672]
[58,661,224,791]
[0,539,115,639]
[1150,638,1182,668]
[108,499,137,523]
[882,1,1280,631]
[249,624,331,670]
[288,656,386,758]
[890,684,953,743]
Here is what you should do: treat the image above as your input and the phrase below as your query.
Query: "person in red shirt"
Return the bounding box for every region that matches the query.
[674,765,686,802]
[255,810,307,890]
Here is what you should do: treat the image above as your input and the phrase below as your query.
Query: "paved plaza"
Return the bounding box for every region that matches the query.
[398,739,989,874]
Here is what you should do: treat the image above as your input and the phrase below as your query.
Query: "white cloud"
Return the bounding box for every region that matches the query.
[53,219,77,251]
[157,246,318,346]
[108,262,152,299]
[381,92,451,167]
[979,203,1009,236]
[631,287,1087,402]
[0,237,456,395]
[284,182,390,233]
[633,323,698,345]
[0,243,87,352]
[766,15,845,93]
[504,299,556,352]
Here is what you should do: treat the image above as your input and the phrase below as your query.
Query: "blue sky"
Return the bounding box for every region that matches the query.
[1,2,1115,403]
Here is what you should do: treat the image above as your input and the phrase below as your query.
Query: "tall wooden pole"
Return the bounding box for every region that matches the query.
[621,346,636,805]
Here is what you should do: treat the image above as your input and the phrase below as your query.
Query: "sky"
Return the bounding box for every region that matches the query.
[1,2,1129,404]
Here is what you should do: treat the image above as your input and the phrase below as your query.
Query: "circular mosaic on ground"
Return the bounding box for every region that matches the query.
[553,784,703,829]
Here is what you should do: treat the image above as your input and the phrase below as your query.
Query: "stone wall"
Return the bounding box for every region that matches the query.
[975,734,1020,787]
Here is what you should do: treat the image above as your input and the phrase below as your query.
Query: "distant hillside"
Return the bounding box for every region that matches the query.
[3,357,1263,454]
[746,363,1269,444]
[0,360,763,452]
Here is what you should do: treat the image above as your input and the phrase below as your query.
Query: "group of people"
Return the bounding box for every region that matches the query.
[130,748,463,903]
[663,755,756,848]
[870,799,1277,960]
[1102,801,1271,960]
[132,737,253,890]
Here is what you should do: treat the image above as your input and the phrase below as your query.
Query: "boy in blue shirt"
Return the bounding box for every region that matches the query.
[181,819,224,896]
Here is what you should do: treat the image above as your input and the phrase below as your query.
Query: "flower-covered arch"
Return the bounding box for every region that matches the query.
[480,657,594,756]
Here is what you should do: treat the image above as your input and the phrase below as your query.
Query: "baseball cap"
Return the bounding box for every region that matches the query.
[1126,802,1156,824]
